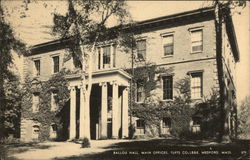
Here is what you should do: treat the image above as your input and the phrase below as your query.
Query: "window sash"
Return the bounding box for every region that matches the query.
[32,95,39,112]
[103,46,111,66]
[136,40,146,60]
[136,83,145,102]
[53,56,59,73]
[163,76,173,100]
[164,44,174,55]
[163,35,174,56]
[163,117,171,128]
[191,30,203,52]
[191,73,202,99]
[136,119,145,128]
[34,60,40,76]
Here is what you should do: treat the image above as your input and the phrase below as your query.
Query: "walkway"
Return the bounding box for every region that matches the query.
[10,140,131,160]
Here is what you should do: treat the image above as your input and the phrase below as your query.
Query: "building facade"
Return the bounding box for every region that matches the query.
[20,7,239,141]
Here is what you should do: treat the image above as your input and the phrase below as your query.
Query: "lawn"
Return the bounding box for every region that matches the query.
[1,138,249,160]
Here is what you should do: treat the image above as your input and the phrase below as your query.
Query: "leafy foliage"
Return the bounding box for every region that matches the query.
[129,64,221,139]
[237,96,250,139]
[0,2,26,138]
[81,137,90,148]
[22,69,70,141]
[2,77,22,137]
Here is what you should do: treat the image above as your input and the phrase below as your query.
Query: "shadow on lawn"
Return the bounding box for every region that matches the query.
[3,142,54,160]
[53,139,249,160]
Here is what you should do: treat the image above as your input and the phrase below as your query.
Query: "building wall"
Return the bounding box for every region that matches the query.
[21,12,239,140]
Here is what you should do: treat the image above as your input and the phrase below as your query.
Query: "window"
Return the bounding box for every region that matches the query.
[161,117,171,135]
[190,73,203,99]
[32,93,40,113]
[136,119,145,134]
[191,116,201,133]
[32,125,40,139]
[51,92,58,111]
[136,81,145,103]
[191,29,203,53]
[34,60,40,76]
[136,39,146,60]
[97,45,115,69]
[52,56,59,73]
[163,35,174,56]
[162,117,171,128]
[50,124,57,139]
[103,46,111,69]
[163,76,173,100]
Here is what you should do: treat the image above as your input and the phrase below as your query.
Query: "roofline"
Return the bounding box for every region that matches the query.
[225,12,240,62]
[28,6,240,63]
[65,68,132,80]
[30,6,215,52]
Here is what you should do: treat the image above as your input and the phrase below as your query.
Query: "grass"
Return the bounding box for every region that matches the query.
[53,139,250,160]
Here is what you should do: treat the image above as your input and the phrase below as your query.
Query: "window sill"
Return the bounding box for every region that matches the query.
[161,99,173,102]
[162,55,173,58]
[191,98,202,101]
[190,51,203,54]
[135,101,144,104]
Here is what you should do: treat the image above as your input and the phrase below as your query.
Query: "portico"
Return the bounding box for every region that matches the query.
[66,69,131,140]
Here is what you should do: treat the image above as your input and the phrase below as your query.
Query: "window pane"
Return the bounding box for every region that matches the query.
[191,73,202,99]
[34,60,40,76]
[164,44,173,55]
[53,56,59,73]
[163,35,173,44]
[137,40,146,60]
[137,82,145,102]
[163,117,171,128]
[163,76,173,99]
[191,30,202,41]
[103,46,111,68]
[191,30,203,52]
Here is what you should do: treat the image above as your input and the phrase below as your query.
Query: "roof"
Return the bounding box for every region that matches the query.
[29,6,239,62]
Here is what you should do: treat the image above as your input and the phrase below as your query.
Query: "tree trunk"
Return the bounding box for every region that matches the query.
[214,1,230,142]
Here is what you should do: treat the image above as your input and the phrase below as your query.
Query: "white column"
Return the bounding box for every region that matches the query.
[110,45,113,69]
[111,81,119,138]
[122,87,129,138]
[79,86,85,139]
[69,86,76,140]
[100,82,107,139]
[100,47,103,69]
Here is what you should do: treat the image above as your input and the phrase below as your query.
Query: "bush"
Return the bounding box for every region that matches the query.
[0,137,20,144]
[81,137,90,148]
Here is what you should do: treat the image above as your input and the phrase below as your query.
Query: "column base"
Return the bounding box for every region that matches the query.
[111,136,119,139]
[99,136,107,140]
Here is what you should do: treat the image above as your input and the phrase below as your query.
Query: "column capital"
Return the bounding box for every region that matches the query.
[110,80,119,86]
[99,82,107,87]
[68,86,75,91]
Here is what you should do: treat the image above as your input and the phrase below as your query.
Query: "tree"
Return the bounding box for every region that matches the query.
[52,0,132,139]
[0,0,26,138]
[212,0,246,142]
[238,96,250,139]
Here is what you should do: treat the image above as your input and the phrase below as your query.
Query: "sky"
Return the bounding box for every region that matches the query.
[3,1,250,103]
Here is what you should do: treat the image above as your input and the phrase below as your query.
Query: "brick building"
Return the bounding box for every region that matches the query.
[20,7,239,141]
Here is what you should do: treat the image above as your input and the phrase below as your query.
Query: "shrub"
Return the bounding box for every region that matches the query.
[81,137,90,148]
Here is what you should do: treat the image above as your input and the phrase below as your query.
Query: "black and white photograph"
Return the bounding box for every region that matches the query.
[0,0,249,160]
